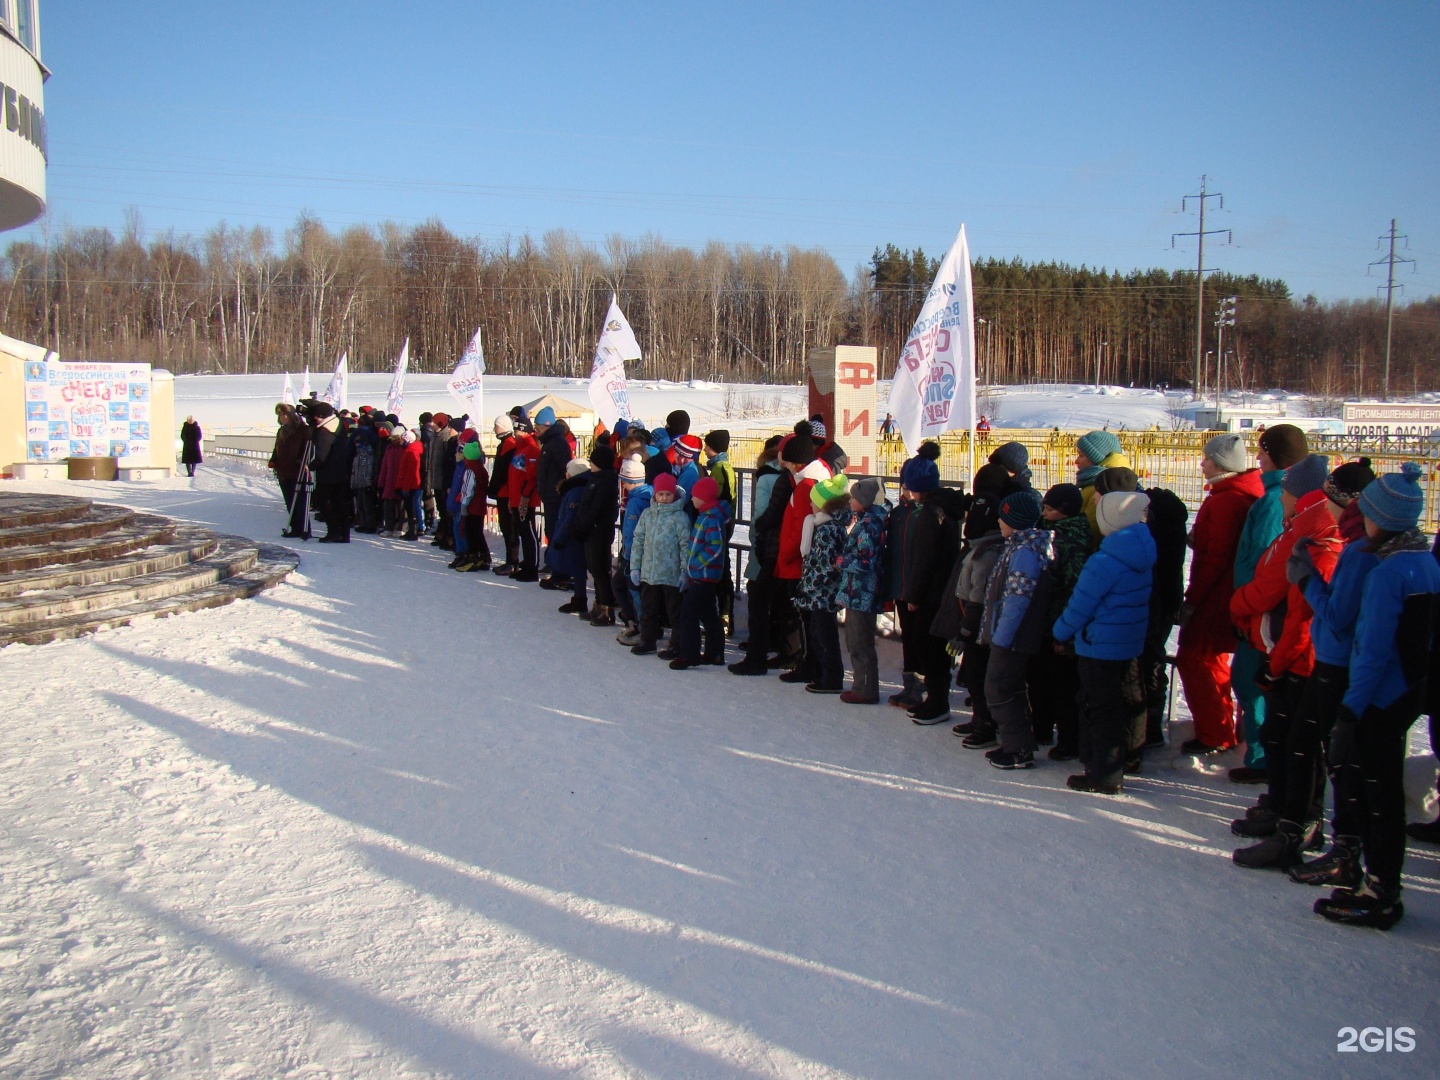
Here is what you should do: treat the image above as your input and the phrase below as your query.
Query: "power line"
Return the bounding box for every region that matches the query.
[1171,175,1232,396]
[1368,218,1416,400]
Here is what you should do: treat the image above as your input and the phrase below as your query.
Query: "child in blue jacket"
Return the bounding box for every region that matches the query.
[670,476,731,670]
[794,474,852,694]
[1053,491,1156,794]
[1315,463,1440,930]
[837,478,889,704]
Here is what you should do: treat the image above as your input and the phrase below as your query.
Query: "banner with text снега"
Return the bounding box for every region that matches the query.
[446,329,486,424]
[588,297,641,428]
[385,339,409,416]
[890,225,975,455]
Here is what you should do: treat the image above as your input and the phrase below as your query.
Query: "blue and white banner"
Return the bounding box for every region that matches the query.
[446,329,485,424]
[890,225,976,454]
[588,297,640,428]
[385,339,409,417]
[319,352,348,410]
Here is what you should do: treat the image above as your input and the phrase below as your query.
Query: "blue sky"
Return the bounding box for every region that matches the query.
[26,1,1440,302]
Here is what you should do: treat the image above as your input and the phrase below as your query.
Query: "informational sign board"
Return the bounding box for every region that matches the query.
[808,345,879,476]
[1341,402,1440,439]
[23,358,153,461]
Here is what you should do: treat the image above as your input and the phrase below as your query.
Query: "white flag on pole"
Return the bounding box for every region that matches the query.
[588,296,640,428]
[385,338,409,416]
[446,328,486,425]
[299,365,312,399]
[319,352,348,411]
[281,373,296,406]
[890,225,976,455]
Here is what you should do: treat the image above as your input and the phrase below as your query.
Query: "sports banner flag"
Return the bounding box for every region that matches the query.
[446,328,486,423]
[588,297,640,428]
[319,352,348,410]
[281,373,296,406]
[299,365,312,398]
[385,338,409,416]
[890,225,976,455]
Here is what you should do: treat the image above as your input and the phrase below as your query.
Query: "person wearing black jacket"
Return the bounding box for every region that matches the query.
[308,404,353,544]
[898,449,968,724]
[730,437,791,675]
[573,443,620,625]
[535,412,574,545]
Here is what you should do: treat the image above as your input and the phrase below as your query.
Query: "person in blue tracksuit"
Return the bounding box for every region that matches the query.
[1230,423,1309,783]
[1314,463,1440,930]
[1053,491,1156,795]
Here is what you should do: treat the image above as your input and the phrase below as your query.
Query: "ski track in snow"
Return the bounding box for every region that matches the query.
[3,448,1439,1078]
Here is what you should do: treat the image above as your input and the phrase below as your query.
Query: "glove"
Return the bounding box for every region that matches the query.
[1254,657,1278,693]
[1328,705,1359,769]
[1285,543,1315,587]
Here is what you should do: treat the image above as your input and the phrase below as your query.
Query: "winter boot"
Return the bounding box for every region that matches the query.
[491,562,514,576]
[1244,793,1274,819]
[589,605,615,627]
[1233,819,1318,871]
[887,672,925,709]
[1066,773,1122,796]
[908,698,952,725]
[988,749,1036,770]
[1314,875,1404,930]
[463,556,490,572]
[616,622,641,647]
[557,598,588,614]
[1288,835,1363,888]
[960,727,998,749]
[1231,808,1279,838]
[448,553,471,570]
[1406,817,1440,844]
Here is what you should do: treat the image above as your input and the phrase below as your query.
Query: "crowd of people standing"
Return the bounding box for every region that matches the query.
[268,399,1440,931]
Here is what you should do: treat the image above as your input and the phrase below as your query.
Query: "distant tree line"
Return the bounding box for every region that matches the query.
[2,214,1435,397]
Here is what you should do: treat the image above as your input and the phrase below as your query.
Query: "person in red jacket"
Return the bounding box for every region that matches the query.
[1229,454,1342,846]
[396,430,426,541]
[488,415,520,574]
[507,418,541,581]
[1175,435,1266,754]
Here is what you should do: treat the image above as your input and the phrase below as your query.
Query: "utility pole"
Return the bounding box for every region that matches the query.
[1215,296,1236,414]
[1368,218,1415,401]
[1173,175,1231,401]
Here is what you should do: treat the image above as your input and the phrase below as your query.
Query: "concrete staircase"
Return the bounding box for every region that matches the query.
[0,493,299,646]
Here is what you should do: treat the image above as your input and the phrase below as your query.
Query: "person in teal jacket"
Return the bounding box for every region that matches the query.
[1315,463,1440,930]
[1229,423,1308,781]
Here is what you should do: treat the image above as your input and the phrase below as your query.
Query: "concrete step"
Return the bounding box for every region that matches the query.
[0,515,176,576]
[0,542,300,646]
[0,494,94,530]
[0,503,135,550]
[0,526,220,599]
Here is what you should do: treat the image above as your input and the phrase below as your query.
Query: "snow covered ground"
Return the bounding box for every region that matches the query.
[4,452,1439,1079]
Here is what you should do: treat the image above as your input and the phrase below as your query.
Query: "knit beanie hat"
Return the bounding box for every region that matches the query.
[462,440,482,461]
[1324,457,1375,506]
[1281,453,1330,498]
[672,433,703,462]
[811,473,850,510]
[493,414,513,436]
[1096,491,1149,536]
[402,429,417,445]
[1358,461,1425,532]
[692,476,720,510]
[1042,483,1083,518]
[431,412,450,429]
[971,462,1011,497]
[619,455,646,482]
[653,472,677,495]
[589,443,616,469]
[705,429,730,454]
[988,441,1029,474]
[666,409,691,436]
[851,477,882,508]
[1094,466,1140,495]
[906,456,940,494]
[998,489,1044,530]
[563,458,588,479]
[809,415,827,441]
[1203,433,1248,474]
[534,406,556,426]
[781,432,817,465]
[613,419,630,440]
[1258,423,1308,469]
[1076,430,1122,465]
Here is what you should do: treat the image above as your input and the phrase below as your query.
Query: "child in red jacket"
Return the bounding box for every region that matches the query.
[507,419,541,581]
